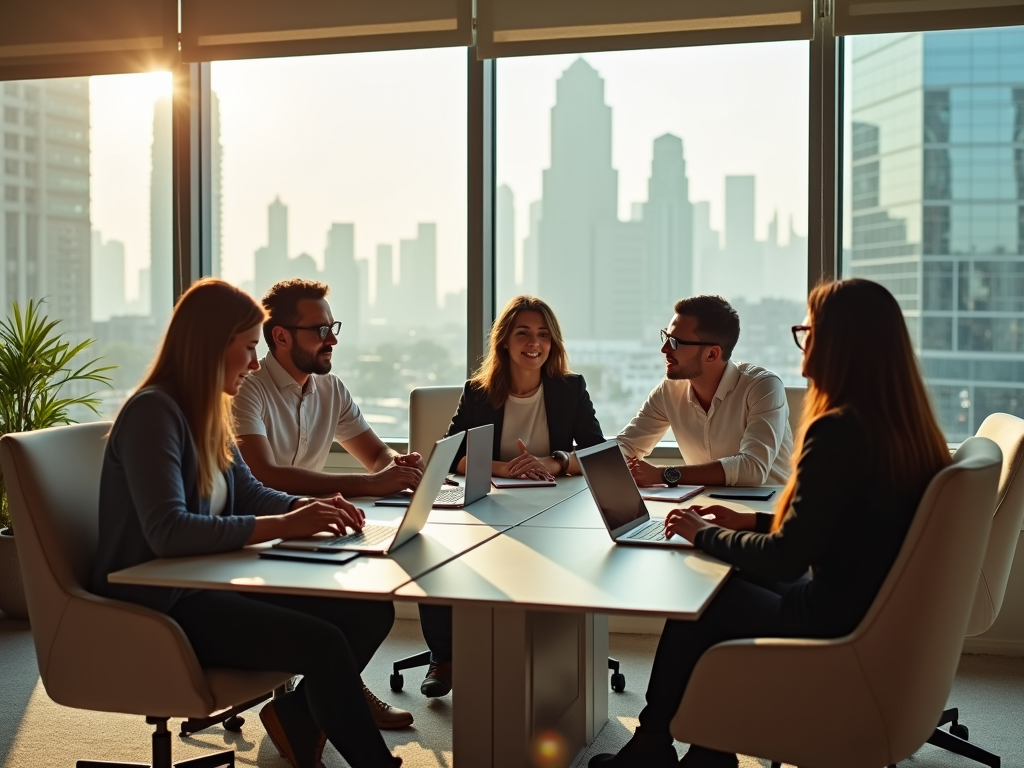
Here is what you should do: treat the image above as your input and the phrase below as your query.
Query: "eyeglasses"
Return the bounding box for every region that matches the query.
[792,325,811,351]
[660,328,713,351]
[282,321,342,340]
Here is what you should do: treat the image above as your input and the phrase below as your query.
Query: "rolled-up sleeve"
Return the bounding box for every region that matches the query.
[616,386,672,459]
[718,375,789,486]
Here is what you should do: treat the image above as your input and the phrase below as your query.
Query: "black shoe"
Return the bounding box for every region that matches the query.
[678,745,738,768]
[587,731,678,767]
[420,660,453,698]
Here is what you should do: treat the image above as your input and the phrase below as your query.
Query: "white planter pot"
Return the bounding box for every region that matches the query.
[0,528,29,620]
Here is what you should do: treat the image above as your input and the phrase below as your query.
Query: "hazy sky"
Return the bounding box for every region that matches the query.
[87,41,809,302]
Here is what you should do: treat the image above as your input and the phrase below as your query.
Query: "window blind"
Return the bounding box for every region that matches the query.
[835,0,1024,36]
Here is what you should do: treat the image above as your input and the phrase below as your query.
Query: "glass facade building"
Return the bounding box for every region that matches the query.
[846,27,1024,440]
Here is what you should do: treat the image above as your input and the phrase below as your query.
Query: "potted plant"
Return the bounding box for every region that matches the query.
[0,299,114,619]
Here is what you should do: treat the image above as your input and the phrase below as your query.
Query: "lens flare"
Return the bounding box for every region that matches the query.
[530,730,570,768]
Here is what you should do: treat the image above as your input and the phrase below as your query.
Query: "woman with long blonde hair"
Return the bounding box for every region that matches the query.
[590,279,951,768]
[93,279,402,768]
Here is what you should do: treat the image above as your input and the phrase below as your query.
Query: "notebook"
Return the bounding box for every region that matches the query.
[270,431,464,555]
[375,424,493,508]
[575,440,693,549]
[640,486,704,503]
[491,476,556,489]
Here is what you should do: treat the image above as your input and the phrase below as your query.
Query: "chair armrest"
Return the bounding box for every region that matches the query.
[42,590,217,719]
[671,638,898,768]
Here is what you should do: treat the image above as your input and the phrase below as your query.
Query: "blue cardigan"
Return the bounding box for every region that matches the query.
[92,387,298,613]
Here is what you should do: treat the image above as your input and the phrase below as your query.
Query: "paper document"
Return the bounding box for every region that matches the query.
[639,485,704,503]
[491,476,557,488]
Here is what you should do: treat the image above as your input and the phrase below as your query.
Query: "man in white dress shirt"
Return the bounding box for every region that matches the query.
[618,295,793,488]
[234,278,421,729]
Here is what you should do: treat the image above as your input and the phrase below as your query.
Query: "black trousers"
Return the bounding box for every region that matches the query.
[169,590,396,768]
[418,603,452,663]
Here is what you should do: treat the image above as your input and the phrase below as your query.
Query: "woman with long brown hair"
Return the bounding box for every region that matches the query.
[92,279,402,768]
[590,278,951,768]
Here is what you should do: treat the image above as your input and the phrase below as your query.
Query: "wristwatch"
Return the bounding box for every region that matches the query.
[662,466,681,487]
[550,450,570,476]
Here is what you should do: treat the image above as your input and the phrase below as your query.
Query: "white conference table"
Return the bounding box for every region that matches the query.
[108,479,760,768]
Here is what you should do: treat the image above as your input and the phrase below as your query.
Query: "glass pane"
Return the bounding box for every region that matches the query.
[211,49,468,440]
[497,45,810,435]
[841,26,1024,442]
[1,73,173,424]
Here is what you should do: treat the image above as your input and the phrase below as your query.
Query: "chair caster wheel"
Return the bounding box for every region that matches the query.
[610,672,626,692]
[223,715,244,732]
[389,673,404,692]
[950,723,969,740]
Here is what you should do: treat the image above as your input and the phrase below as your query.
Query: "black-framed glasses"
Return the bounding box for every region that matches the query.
[792,325,811,351]
[283,321,342,340]
[660,328,713,351]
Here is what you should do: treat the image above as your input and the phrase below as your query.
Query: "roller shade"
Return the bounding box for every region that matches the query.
[0,1,177,79]
[181,0,473,63]
[835,0,1024,36]
[477,0,814,59]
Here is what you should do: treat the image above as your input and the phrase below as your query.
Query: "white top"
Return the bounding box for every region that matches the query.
[209,470,227,517]
[233,352,371,471]
[499,385,551,461]
[616,360,793,486]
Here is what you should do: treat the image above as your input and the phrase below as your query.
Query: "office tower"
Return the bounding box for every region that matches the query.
[398,223,438,321]
[495,183,516,309]
[593,221,645,339]
[91,230,126,321]
[848,27,1024,439]
[723,175,761,302]
[538,58,618,338]
[254,197,289,299]
[642,133,694,329]
[324,222,360,343]
[150,96,173,329]
[762,212,807,303]
[374,243,395,322]
[289,252,318,281]
[1,79,91,336]
[210,91,223,278]
[692,201,721,295]
[521,200,541,297]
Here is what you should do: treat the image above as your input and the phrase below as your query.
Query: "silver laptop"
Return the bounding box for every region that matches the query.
[272,431,464,555]
[374,423,493,508]
[575,440,692,548]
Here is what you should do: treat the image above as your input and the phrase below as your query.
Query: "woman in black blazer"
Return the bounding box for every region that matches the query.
[415,296,606,700]
[445,294,606,478]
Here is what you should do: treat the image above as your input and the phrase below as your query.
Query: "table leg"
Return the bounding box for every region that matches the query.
[453,605,609,768]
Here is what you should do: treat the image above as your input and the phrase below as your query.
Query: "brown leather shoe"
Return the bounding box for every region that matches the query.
[259,696,327,768]
[363,684,414,729]
[420,661,453,698]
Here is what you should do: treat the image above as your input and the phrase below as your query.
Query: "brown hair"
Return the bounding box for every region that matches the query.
[673,295,741,360]
[261,279,329,349]
[773,278,950,530]
[139,279,267,497]
[470,295,571,409]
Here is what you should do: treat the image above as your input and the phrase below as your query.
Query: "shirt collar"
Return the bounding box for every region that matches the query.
[262,350,317,395]
[683,359,741,408]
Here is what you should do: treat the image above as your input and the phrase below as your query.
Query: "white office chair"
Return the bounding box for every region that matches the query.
[407,385,464,459]
[670,436,1001,768]
[0,423,292,768]
[784,385,806,437]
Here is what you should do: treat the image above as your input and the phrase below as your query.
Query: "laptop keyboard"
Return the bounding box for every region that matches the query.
[316,523,395,548]
[628,519,668,542]
[434,487,466,504]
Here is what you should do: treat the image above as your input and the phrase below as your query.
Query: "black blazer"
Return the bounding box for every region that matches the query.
[444,372,606,471]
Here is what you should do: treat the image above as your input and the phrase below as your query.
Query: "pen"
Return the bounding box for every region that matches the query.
[443,476,460,486]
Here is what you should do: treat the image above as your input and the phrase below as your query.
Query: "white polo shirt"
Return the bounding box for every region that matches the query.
[616,360,793,486]
[233,352,371,471]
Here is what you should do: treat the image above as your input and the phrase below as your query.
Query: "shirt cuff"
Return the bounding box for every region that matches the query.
[754,512,773,533]
[718,455,741,486]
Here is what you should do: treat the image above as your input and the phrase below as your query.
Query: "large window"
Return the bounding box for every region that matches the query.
[841,26,1024,441]
[1,73,172,420]
[496,44,809,434]
[211,49,468,439]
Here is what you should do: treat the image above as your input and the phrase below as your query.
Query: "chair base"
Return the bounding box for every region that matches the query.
[179,692,274,737]
[927,707,1000,768]
[78,718,234,768]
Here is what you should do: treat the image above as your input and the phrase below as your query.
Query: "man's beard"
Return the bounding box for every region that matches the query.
[291,344,332,375]
[666,354,703,381]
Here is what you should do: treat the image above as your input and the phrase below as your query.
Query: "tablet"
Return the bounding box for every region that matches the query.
[708,489,776,501]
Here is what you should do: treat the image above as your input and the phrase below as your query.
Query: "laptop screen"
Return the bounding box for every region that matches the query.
[576,441,650,533]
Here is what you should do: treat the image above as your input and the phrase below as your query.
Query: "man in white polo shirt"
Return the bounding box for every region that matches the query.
[618,295,793,490]
[234,278,422,730]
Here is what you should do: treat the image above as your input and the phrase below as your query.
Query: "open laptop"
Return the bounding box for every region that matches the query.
[271,431,464,555]
[575,440,694,548]
[374,423,492,508]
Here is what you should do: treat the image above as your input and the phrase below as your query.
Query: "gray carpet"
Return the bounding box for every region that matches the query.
[2,616,1022,767]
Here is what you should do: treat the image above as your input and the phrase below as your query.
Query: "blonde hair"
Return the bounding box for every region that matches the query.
[470,295,571,409]
[139,279,267,497]
[774,278,950,531]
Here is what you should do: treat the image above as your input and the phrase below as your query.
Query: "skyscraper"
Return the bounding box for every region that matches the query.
[643,133,694,327]
[495,183,516,309]
[254,196,289,298]
[538,58,618,338]
[324,222,360,343]
[398,223,438,320]
[1,78,91,336]
[521,200,542,297]
[848,27,1024,439]
[91,230,126,321]
[150,96,173,329]
[723,175,760,302]
[374,243,395,323]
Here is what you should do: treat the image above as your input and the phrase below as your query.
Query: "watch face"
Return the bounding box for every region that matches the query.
[663,466,681,486]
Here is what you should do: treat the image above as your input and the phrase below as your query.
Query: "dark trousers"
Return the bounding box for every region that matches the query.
[418,603,452,663]
[169,590,396,768]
